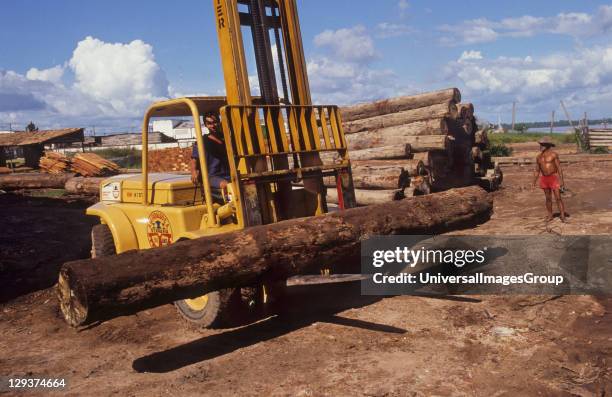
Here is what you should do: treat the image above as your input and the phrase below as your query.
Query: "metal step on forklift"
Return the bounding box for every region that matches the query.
[86,0,357,328]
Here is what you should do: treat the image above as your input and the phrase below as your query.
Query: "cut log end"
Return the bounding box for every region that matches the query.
[57,271,88,327]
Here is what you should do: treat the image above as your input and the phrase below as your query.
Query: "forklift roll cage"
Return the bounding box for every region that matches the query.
[141,97,352,230]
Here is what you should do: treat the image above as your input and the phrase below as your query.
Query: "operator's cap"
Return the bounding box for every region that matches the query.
[538,136,555,147]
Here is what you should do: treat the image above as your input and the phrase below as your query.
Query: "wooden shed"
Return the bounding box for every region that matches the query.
[0,128,84,168]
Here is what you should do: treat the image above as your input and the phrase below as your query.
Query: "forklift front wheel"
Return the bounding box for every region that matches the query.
[174,289,241,329]
[91,224,116,258]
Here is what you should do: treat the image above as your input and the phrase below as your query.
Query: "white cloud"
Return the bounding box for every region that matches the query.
[439,19,499,45]
[459,50,483,62]
[444,45,612,119]
[308,25,412,105]
[307,57,402,105]
[69,36,169,115]
[26,65,65,85]
[248,75,261,96]
[0,70,48,112]
[0,36,169,130]
[314,26,377,62]
[376,23,415,38]
[440,5,612,45]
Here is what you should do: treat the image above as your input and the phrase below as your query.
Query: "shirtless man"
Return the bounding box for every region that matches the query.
[533,136,566,222]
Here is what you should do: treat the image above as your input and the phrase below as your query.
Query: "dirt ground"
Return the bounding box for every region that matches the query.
[0,153,610,396]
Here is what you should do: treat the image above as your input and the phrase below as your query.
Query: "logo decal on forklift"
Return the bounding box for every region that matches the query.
[147,211,173,248]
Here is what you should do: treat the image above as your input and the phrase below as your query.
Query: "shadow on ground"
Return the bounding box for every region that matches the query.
[132,281,477,373]
[0,193,96,303]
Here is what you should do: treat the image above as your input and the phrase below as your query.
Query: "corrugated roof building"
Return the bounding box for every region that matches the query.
[0,128,84,168]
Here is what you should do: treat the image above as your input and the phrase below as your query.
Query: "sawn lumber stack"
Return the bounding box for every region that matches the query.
[39,151,120,177]
[336,88,500,205]
[71,153,120,177]
[39,152,71,174]
[57,186,492,327]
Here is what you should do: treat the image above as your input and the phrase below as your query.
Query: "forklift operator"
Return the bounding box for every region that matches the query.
[190,112,231,190]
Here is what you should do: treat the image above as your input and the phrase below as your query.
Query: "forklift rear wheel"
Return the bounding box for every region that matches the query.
[91,224,116,258]
[174,289,241,329]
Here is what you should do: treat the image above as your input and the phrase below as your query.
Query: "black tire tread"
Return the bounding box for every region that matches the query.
[174,288,241,330]
[91,224,116,258]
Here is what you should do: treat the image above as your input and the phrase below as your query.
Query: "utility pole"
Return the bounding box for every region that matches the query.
[550,111,555,134]
[560,101,574,128]
[583,112,587,128]
[512,102,516,131]
[560,100,580,151]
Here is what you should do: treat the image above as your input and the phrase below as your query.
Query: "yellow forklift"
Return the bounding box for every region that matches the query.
[87,0,356,328]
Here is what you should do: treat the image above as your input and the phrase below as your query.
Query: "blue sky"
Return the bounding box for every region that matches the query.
[1,0,611,132]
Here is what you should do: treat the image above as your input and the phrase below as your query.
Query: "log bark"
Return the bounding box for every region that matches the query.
[410,176,432,195]
[0,173,74,190]
[348,118,448,137]
[64,177,104,195]
[352,159,426,177]
[446,118,474,145]
[474,130,489,148]
[320,160,424,189]
[320,144,411,164]
[58,186,492,327]
[327,188,406,206]
[343,103,457,134]
[341,88,461,122]
[348,144,412,161]
[471,147,483,164]
[346,131,451,152]
[456,103,474,119]
[324,167,409,190]
[413,151,451,179]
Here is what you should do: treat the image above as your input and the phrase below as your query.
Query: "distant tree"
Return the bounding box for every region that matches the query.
[514,123,528,133]
[25,121,39,132]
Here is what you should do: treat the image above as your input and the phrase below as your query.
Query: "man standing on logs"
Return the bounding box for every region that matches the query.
[533,137,566,222]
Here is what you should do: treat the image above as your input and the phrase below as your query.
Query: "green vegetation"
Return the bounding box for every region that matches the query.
[501,117,611,130]
[91,148,142,169]
[27,189,67,198]
[489,144,513,157]
[6,158,25,168]
[512,123,529,134]
[591,146,609,154]
[91,148,140,158]
[25,121,38,132]
[488,132,577,145]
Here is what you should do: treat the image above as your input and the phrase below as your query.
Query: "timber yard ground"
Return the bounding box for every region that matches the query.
[0,143,611,396]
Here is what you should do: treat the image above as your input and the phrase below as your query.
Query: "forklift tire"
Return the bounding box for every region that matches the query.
[174,289,241,329]
[91,224,116,258]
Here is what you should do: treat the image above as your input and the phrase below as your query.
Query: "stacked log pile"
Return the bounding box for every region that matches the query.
[148,147,191,173]
[338,88,499,204]
[588,129,612,149]
[71,153,120,177]
[39,152,71,174]
[0,173,104,195]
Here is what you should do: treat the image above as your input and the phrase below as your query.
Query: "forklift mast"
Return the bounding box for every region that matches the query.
[214,0,311,107]
[212,0,356,226]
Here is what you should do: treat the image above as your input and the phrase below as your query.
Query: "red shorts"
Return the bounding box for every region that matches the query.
[540,174,560,190]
